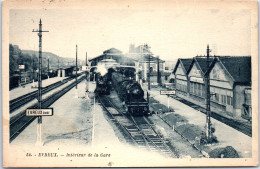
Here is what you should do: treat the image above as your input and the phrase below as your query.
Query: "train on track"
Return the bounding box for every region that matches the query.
[94,72,111,95]
[95,67,149,116]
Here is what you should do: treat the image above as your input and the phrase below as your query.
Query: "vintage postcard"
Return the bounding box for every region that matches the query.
[2,0,258,167]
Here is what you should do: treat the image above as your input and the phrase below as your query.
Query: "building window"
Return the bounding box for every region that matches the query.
[165,76,168,80]
[227,96,233,106]
[202,85,205,97]
[221,95,226,105]
[190,83,193,94]
[215,93,219,102]
[165,67,169,70]
[149,67,153,72]
[199,84,202,97]
[190,82,205,97]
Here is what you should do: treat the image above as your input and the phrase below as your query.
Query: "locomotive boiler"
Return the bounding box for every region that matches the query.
[111,71,149,116]
[94,72,111,95]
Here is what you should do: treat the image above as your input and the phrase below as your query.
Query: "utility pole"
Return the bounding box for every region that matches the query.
[146,44,151,90]
[47,57,49,78]
[148,54,151,90]
[58,59,59,69]
[157,56,161,86]
[32,50,36,81]
[205,44,212,141]
[32,58,35,81]
[86,51,89,92]
[86,51,88,66]
[76,45,78,89]
[32,19,49,124]
[32,19,49,145]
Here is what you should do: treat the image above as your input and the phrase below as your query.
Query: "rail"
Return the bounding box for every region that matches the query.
[10,75,86,142]
[98,94,177,157]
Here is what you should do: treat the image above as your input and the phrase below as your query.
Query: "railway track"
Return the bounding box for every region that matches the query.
[10,75,86,142]
[98,94,178,158]
[10,72,84,113]
[172,95,252,137]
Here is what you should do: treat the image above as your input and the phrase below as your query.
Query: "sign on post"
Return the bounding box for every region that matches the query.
[160,90,176,113]
[19,65,25,69]
[160,90,176,95]
[26,108,53,116]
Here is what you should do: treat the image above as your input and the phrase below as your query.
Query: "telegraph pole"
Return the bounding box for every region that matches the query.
[205,44,212,141]
[32,58,35,81]
[146,44,151,90]
[148,54,151,90]
[76,45,78,89]
[157,56,161,86]
[32,19,49,145]
[86,51,88,67]
[32,19,49,123]
[47,57,49,78]
[86,51,89,92]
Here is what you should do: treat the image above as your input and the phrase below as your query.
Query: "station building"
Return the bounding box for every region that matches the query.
[90,46,171,85]
[89,48,135,67]
[187,57,215,103]
[173,58,193,96]
[57,66,75,77]
[173,56,252,120]
[126,44,170,84]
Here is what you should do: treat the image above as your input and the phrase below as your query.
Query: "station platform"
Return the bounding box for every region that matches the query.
[10,80,167,166]
[10,77,68,101]
[142,83,252,158]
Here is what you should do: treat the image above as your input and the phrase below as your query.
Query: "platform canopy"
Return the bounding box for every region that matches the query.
[89,48,136,67]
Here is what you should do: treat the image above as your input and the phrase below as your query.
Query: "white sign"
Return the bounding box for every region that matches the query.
[19,65,25,69]
[160,90,176,95]
[26,108,53,116]
[82,66,88,71]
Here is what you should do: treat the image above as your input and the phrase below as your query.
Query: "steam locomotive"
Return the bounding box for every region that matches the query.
[95,68,149,116]
[111,70,149,116]
[94,72,111,95]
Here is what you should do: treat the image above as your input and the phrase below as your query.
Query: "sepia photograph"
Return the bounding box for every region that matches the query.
[2,0,258,167]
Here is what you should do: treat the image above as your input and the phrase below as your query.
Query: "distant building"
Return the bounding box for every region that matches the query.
[126,44,170,84]
[90,45,171,85]
[89,48,135,67]
[173,56,252,120]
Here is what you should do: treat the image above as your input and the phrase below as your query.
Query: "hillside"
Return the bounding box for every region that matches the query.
[22,50,84,69]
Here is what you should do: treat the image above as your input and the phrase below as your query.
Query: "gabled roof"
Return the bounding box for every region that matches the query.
[103,48,122,54]
[193,57,215,74]
[172,58,193,74]
[186,56,215,75]
[89,48,123,62]
[218,56,251,83]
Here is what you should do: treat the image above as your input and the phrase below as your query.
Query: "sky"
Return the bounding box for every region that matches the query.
[9,7,251,61]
